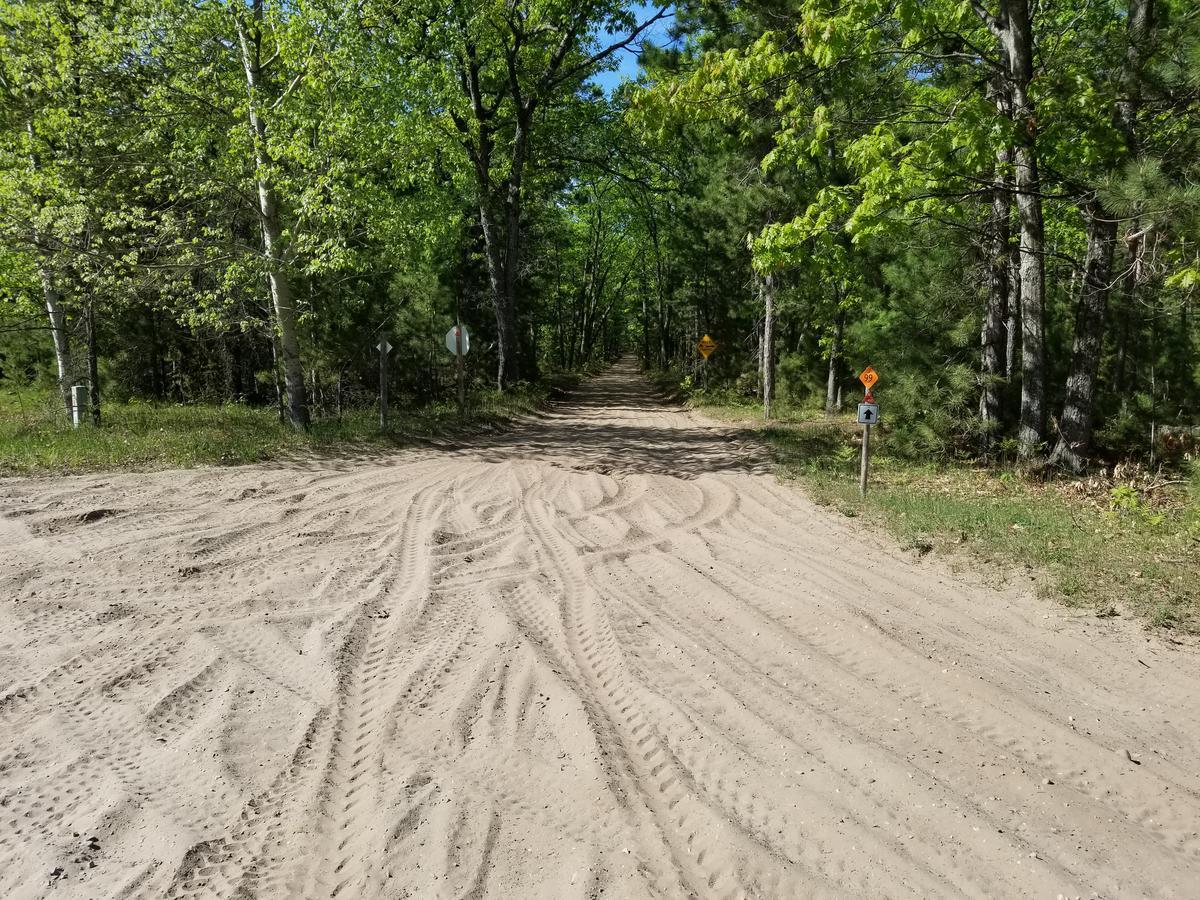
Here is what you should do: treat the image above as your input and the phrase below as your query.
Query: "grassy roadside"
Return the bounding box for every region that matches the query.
[0,382,561,475]
[696,395,1200,632]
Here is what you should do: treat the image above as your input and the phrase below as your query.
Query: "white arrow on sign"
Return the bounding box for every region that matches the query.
[377,339,393,353]
[445,325,470,356]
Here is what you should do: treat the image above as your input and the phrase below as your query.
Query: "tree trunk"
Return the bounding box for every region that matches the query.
[659,299,669,370]
[761,272,776,419]
[85,298,100,425]
[257,177,307,428]
[1048,0,1153,469]
[270,328,286,425]
[1005,221,1021,384]
[37,261,74,421]
[999,0,1048,458]
[1114,0,1153,145]
[475,101,532,389]
[980,157,1011,458]
[27,121,74,422]
[1049,207,1116,471]
[640,266,650,367]
[825,311,844,416]
[981,55,1013,460]
[1013,144,1046,457]
[478,198,522,388]
[234,3,308,431]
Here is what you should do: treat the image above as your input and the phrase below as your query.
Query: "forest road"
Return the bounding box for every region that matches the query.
[2,358,1199,900]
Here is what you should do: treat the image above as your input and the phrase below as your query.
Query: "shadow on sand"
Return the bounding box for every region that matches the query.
[275,359,768,480]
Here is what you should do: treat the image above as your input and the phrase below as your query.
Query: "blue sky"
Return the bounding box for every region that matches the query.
[590,3,677,95]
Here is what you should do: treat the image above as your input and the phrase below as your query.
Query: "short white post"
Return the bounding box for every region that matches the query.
[71,384,90,428]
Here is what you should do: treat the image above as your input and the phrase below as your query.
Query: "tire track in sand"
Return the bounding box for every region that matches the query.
[2,358,1200,899]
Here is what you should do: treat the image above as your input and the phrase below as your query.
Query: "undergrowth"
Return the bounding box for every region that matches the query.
[0,383,552,475]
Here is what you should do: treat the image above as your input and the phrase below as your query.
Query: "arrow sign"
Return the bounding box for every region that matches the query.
[377,339,392,353]
[857,403,880,425]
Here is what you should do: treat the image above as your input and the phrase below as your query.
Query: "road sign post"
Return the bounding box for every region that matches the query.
[860,419,871,499]
[455,323,465,420]
[857,367,880,498]
[444,325,470,421]
[696,335,717,390]
[378,332,393,432]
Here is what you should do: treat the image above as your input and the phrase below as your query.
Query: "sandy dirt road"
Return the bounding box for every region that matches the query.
[1,359,1198,899]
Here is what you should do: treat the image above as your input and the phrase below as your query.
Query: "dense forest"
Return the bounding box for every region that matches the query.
[2,0,1198,471]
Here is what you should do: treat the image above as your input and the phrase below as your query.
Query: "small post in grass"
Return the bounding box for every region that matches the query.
[71,384,90,429]
[856,367,880,498]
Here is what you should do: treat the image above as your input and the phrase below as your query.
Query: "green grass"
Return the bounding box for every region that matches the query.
[0,383,553,475]
[698,399,1200,632]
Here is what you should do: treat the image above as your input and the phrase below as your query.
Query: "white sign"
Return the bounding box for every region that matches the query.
[377,339,392,353]
[857,403,880,425]
[445,325,470,356]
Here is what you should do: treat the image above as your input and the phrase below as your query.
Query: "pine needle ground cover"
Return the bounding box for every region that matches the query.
[702,403,1200,633]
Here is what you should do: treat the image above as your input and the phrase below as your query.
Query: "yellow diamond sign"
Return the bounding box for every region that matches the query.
[697,335,718,360]
[859,366,879,390]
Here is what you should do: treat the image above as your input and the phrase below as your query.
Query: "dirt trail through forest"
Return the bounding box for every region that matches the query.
[2,359,1199,899]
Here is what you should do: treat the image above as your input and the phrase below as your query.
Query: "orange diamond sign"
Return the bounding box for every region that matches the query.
[859,366,879,390]
[697,335,718,359]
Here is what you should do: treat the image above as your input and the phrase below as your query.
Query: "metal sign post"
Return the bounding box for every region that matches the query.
[859,418,871,499]
[696,335,717,390]
[455,322,465,420]
[378,332,393,432]
[857,367,880,498]
[444,325,470,421]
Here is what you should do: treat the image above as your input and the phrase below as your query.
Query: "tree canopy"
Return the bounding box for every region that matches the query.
[1,0,1197,470]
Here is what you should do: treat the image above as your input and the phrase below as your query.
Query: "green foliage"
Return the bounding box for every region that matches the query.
[1,0,1198,474]
[627,0,1200,468]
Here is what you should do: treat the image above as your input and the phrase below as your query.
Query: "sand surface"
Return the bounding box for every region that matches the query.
[2,359,1199,899]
